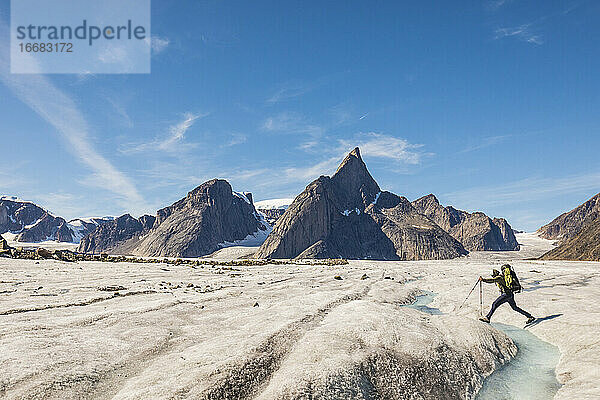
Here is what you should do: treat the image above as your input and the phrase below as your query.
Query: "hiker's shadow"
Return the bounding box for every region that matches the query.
[525,314,563,328]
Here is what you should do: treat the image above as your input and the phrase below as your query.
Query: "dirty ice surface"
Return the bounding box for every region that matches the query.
[0,232,599,399]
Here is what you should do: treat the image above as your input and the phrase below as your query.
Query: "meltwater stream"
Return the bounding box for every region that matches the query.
[405,292,561,400]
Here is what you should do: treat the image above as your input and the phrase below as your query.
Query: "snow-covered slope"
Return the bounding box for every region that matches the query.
[67,217,115,243]
[254,198,294,210]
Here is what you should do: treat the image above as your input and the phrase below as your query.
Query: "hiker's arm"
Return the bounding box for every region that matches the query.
[480,276,499,284]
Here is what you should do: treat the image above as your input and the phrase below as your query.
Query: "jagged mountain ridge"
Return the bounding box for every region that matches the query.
[540,216,600,261]
[538,192,600,241]
[411,194,519,251]
[0,196,112,243]
[78,179,270,257]
[78,214,155,254]
[255,148,468,260]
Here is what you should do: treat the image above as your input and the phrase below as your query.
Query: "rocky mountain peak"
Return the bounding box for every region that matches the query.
[255,149,466,260]
[331,147,381,210]
[414,194,440,207]
[79,178,268,258]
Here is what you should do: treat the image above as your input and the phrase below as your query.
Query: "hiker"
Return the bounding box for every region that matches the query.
[478,264,535,324]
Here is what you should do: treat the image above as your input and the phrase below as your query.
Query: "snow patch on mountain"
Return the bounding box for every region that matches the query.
[218,211,273,248]
[233,191,252,205]
[254,198,294,210]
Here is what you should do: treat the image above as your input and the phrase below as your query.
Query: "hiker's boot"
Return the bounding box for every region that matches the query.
[526,317,535,324]
[479,316,490,323]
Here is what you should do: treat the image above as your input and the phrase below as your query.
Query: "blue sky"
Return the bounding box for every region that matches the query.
[0,0,599,231]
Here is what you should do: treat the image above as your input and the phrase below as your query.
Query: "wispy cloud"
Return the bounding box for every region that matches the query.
[97,46,129,64]
[444,172,600,209]
[458,135,512,154]
[261,112,324,137]
[106,97,134,128]
[494,23,544,45]
[223,133,247,147]
[0,19,146,213]
[159,112,202,150]
[283,157,342,183]
[120,112,207,154]
[267,84,312,103]
[486,0,512,11]
[339,132,429,165]
[282,132,429,183]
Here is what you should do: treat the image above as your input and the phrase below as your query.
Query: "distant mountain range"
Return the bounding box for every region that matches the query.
[411,194,519,251]
[78,179,270,257]
[255,148,468,260]
[1,148,526,260]
[254,198,292,225]
[0,196,112,244]
[540,192,600,261]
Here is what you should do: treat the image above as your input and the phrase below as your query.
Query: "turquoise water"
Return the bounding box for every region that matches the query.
[475,323,561,400]
[405,292,561,400]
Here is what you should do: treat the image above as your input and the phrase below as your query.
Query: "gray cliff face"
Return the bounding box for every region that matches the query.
[412,194,520,251]
[410,194,464,231]
[538,192,600,241]
[0,198,46,235]
[0,198,73,243]
[541,216,600,261]
[493,217,519,250]
[16,215,73,243]
[77,214,150,254]
[255,148,467,260]
[132,179,266,258]
[78,179,267,258]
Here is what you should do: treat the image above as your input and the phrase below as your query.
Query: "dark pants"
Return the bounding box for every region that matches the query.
[486,292,532,320]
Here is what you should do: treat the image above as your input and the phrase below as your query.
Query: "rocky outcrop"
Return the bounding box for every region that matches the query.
[78,179,268,258]
[0,197,75,243]
[1,197,46,236]
[138,215,156,231]
[411,194,465,232]
[411,194,520,251]
[131,180,267,258]
[449,213,516,251]
[77,214,152,254]
[0,235,11,251]
[538,192,600,241]
[0,197,113,244]
[493,217,520,250]
[255,148,467,260]
[540,217,600,261]
[15,214,73,243]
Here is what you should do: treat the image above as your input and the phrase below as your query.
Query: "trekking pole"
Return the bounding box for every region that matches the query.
[458,279,480,311]
[479,280,483,317]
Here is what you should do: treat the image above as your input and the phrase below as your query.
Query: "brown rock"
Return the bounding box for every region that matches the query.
[538,192,600,241]
[0,235,11,251]
[540,217,600,261]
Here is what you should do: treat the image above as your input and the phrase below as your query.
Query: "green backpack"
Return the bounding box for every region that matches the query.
[502,265,522,293]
